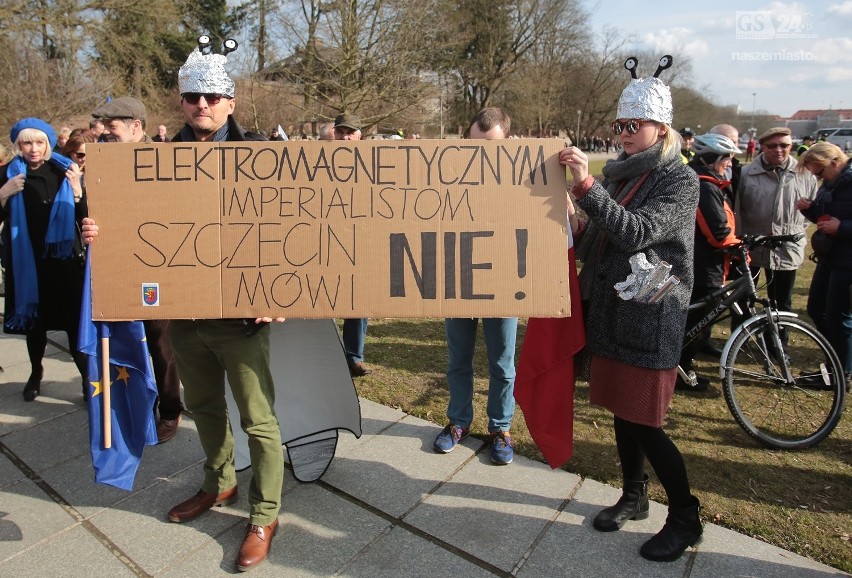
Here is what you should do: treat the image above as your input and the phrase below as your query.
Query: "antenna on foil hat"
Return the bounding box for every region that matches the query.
[615,55,674,125]
[178,35,239,98]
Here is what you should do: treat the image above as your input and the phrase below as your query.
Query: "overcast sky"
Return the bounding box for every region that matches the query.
[586,0,851,118]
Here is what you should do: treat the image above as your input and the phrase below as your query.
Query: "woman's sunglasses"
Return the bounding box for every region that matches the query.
[610,119,648,135]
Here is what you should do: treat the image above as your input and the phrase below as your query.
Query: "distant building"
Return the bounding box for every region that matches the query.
[784,109,852,139]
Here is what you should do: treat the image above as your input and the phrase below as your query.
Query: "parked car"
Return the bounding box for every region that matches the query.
[810,127,842,141]
[821,128,852,151]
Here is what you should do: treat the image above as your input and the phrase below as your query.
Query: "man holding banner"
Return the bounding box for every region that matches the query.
[162,38,286,574]
[83,37,285,573]
[434,107,519,466]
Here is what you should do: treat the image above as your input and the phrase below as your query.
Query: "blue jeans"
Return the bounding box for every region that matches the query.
[807,263,852,375]
[444,317,518,432]
[342,318,368,365]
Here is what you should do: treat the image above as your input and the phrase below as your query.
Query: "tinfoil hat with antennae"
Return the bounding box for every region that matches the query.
[178,35,239,98]
[616,55,673,125]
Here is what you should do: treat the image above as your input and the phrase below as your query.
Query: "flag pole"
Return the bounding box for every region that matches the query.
[101,335,112,448]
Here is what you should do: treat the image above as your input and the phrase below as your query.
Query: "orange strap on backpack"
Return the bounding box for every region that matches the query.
[696,176,739,280]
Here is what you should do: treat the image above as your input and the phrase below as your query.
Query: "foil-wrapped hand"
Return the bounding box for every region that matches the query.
[614,253,679,303]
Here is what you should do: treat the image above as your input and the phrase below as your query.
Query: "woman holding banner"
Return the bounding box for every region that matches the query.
[0,118,88,401]
[560,56,703,562]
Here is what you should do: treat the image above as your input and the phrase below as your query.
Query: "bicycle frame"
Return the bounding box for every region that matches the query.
[681,274,753,347]
[675,233,844,448]
[678,237,790,385]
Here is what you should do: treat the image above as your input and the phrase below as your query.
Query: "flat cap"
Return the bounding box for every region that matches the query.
[758,126,791,144]
[92,96,147,121]
[334,112,361,131]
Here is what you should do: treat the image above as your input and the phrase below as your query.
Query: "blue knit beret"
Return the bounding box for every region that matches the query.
[10,118,57,149]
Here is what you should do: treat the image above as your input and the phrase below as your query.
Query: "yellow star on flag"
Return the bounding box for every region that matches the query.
[115,366,130,385]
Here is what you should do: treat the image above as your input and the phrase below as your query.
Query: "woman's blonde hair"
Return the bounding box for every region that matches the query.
[797,142,849,173]
[11,127,52,162]
[660,124,682,159]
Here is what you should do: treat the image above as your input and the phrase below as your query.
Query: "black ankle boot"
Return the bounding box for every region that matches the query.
[23,366,43,402]
[640,496,703,562]
[593,474,650,532]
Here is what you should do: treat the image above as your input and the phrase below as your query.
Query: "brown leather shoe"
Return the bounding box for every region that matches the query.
[167,486,238,523]
[348,361,372,377]
[156,415,182,444]
[236,518,279,572]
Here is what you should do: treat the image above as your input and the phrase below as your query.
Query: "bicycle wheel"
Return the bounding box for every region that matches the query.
[723,316,846,449]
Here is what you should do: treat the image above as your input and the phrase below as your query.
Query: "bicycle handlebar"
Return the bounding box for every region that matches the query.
[726,233,805,252]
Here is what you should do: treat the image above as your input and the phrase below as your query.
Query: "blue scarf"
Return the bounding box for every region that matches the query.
[6,152,77,331]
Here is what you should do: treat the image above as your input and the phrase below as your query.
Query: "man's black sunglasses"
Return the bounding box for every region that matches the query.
[183,93,228,105]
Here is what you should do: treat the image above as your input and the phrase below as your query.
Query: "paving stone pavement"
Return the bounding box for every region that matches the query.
[0,331,847,577]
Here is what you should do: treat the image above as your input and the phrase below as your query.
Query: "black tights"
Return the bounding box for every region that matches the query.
[26,328,87,382]
[614,415,692,508]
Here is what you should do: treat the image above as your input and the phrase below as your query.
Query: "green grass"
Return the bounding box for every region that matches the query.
[345,237,852,573]
[588,157,608,177]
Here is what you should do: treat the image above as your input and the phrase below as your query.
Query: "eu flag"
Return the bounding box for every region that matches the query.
[79,251,158,490]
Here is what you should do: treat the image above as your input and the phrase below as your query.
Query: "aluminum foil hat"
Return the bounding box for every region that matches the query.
[178,35,238,97]
[616,55,674,125]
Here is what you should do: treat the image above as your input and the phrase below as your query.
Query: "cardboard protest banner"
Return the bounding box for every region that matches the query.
[85,138,570,320]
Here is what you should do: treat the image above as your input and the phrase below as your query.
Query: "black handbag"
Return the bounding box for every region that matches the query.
[810,230,834,258]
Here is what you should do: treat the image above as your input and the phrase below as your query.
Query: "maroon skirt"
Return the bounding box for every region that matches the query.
[588,355,677,428]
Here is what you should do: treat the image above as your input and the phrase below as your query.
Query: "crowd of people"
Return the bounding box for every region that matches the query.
[1,39,849,572]
[575,134,617,153]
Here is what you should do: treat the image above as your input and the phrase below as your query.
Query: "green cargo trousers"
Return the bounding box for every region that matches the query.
[168,319,283,526]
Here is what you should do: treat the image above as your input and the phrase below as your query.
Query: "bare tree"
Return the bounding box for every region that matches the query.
[251,0,445,129]
[550,27,637,140]
[500,7,591,136]
[547,34,698,140]
[93,0,196,98]
[0,42,112,124]
[437,0,589,123]
[0,0,743,143]
[0,2,114,125]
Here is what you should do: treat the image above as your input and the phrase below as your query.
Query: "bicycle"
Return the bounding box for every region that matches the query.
[678,233,846,450]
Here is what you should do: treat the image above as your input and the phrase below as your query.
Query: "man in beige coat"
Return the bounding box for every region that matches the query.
[736,126,817,317]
